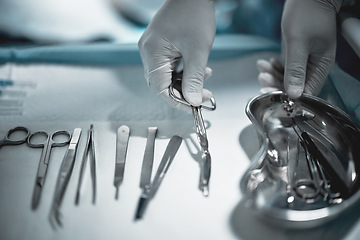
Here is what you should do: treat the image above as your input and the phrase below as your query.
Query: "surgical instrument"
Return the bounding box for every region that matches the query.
[135,127,157,219]
[75,124,96,205]
[135,135,182,220]
[114,125,130,199]
[169,83,215,196]
[49,128,81,227]
[292,118,349,200]
[0,126,30,148]
[28,129,71,209]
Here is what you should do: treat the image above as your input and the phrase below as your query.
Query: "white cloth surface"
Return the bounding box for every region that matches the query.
[1,52,360,240]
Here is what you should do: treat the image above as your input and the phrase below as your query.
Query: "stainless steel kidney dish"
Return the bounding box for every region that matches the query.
[241,91,360,226]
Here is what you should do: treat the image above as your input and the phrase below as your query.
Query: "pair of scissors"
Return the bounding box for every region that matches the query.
[0,126,30,148]
[49,128,82,228]
[168,81,216,196]
[28,130,71,209]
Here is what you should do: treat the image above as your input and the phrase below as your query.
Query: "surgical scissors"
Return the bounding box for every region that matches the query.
[0,126,30,148]
[49,128,81,228]
[28,130,71,209]
[169,82,216,196]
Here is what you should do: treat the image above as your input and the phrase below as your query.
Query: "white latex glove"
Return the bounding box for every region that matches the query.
[257,58,284,94]
[138,0,216,111]
[281,0,340,99]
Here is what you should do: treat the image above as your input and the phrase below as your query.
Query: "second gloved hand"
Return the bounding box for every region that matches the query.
[138,0,216,111]
[281,0,339,99]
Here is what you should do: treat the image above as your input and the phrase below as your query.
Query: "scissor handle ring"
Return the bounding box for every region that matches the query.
[27,131,48,148]
[168,84,216,111]
[50,131,71,147]
[5,126,30,145]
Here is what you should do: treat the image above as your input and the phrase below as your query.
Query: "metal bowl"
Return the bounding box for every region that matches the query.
[241,91,360,226]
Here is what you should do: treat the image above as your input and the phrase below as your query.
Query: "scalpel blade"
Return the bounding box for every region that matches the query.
[135,127,157,220]
[114,125,130,199]
[135,135,182,220]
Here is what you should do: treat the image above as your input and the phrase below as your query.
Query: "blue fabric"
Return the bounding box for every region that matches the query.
[0,34,280,65]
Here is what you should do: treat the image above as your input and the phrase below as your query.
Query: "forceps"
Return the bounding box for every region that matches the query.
[0,126,30,148]
[75,124,96,204]
[28,129,71,209]
[169,82,216,196]
[291,118,349,200]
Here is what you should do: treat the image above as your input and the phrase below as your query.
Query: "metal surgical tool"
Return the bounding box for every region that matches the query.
[49,128,81,227]
[135,135,182,220]
[169,83,216,196]
[0,126,30,148]
[292,118,349,201]
[75,124,96,205]
[28,130,72,209]
[135,127,157,219]
[114,125,130,199]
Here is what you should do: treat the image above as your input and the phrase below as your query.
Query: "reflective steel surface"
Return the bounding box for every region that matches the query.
[241,91,360,225]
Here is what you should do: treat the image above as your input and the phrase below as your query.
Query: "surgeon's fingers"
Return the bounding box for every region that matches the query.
[158,88,192,112]
[146,59,178,94]
[173,66,213,82]
[258,72,283,89]
[303,54,334,95]
[284,40,308,99]
[158,87,213,113]
[181,46,211,106]
[204,67,212,80]
[257,59,284,82]
[270,58,284,74]
[260,87,280,94]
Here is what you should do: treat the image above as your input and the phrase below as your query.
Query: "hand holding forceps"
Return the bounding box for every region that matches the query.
[169,81,216,196]
[27,130,71,209]
[0,126,30,148]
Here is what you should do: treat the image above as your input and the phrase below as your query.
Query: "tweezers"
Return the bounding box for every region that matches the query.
[75,124,97,204]
[169,83,215,196]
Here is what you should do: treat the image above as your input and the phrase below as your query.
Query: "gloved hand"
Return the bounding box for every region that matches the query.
[281,0,339,99]
[138,0,216,111]
[257,57,284,94]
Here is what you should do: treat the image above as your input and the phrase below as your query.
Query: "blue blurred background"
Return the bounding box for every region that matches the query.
[0,0,285,46]
[0,0,358,81]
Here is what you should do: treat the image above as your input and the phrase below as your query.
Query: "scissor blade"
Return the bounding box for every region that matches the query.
[149,136,182,198]
[52,128,81,210]
[140,127,157,189]
[32,176,45,209]
[114,125,130,199]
